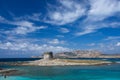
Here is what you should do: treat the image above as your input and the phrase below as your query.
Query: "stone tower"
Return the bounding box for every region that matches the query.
[43,52,53,60]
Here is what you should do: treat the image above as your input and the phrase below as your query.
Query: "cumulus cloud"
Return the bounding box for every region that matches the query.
[0,41,71,52]
[45,0,86,25]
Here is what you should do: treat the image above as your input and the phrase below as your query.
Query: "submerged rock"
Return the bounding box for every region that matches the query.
[0,69,24,76]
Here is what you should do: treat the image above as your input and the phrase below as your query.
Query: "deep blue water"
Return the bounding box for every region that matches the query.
[0,58,120,62]
[0,58,120,80]
[0,58,41,62]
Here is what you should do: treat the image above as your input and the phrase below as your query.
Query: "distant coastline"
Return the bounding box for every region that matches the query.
[54,50,120,58]
[30,50,120,59]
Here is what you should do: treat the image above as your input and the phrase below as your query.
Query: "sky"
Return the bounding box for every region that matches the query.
[0,0,120,58]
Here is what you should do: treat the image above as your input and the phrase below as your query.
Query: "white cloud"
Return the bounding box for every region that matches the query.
[0,16,6,21]
[0,42,27,50]
[116,42,120,46]
[76,21,120,36]
[12,25,47,35]
[48,39,65,45]
[0,41,71,52]
[56,35,64,38]
[59,28,70,33]
[75,0,120,36]
[46,0,86,25]
[87,0,120,21]
[6,36,41,43]
[88,43,95,46]
[0,16,8,23]
[75,28,95,36]
[8,20,33,27]
[14,13,41,21]
[91,41,120,53]
[105,36,120,40]
[108,22,120,28]
[0,16,47,35]
[6,21,47,35]
[75,25,97,36]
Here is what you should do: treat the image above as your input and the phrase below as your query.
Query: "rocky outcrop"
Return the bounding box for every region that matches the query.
[0,52,114,66]
[0,69,23,77]
[20,52,113,66]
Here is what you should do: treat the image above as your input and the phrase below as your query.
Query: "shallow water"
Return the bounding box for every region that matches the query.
[0,64,120,80]
[0,58,120,80]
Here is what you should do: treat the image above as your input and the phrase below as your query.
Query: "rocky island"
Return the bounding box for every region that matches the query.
[21,52,112,66]
[1,51,118,66]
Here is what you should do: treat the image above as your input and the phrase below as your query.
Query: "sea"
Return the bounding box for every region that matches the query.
[0,58,120,80]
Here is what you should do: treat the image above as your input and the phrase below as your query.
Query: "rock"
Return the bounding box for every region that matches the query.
[0,69,24,76]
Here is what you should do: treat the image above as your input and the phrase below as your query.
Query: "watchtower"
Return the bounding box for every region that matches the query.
[43,52,53,60]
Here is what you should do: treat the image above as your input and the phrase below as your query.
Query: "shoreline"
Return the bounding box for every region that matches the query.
[0,58,116,66]
[21,59,112,66]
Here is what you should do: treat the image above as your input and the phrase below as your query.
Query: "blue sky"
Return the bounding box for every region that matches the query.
[0,0,120,58]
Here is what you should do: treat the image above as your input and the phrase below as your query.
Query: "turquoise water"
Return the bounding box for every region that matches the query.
[0,58,120,80]
[0,63,120,80]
